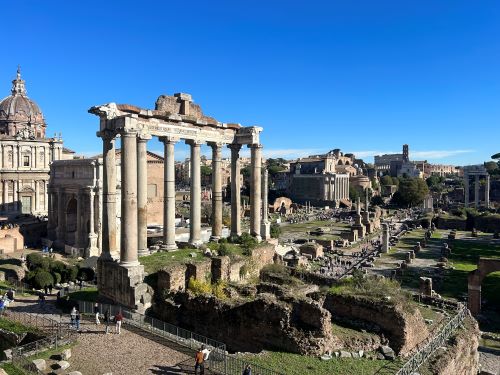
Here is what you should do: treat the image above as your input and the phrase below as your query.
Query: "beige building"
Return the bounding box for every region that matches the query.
[47,150,165,257]
[0,68,71,216]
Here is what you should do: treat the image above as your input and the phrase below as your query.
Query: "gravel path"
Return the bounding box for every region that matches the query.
[9,295,194,375]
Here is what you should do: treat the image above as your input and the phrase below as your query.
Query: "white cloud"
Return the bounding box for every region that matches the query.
[411,150,474,160]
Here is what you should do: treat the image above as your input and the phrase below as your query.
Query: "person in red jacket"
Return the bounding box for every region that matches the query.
[194,346,205,375]
[114,311,123,334]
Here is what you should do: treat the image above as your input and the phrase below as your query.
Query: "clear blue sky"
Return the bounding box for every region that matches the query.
[1,1,499,165]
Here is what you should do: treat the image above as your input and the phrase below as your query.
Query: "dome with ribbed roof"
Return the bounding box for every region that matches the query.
[0,67,46,138]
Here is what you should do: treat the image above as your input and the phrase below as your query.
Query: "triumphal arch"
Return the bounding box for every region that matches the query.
[89,93,264,309]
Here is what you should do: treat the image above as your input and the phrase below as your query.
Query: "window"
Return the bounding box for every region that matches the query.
[23,156,30,166]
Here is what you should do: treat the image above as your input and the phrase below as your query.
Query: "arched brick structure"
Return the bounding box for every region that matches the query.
[468,257,500,316]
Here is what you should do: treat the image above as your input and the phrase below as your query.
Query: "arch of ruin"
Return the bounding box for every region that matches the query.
[87,93,265,309]
[467,257,500,316]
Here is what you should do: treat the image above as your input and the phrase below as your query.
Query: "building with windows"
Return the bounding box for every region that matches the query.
[0,68,71,216]
[47,150,164,257]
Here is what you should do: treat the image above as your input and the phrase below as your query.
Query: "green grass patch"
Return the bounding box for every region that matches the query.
[27,343,74,361]
[139,248,204,273]
[240,351,396,375]
[68,287,98,302]
[0,363,28,375]
[0,317,40,334]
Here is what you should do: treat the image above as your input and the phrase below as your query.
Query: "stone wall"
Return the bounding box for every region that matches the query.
[157,264,186,292]
[436,216,467,230]
[424,316,479,375]
[323,294,429,356]
[153,292,338,355]
[0,227,24,254]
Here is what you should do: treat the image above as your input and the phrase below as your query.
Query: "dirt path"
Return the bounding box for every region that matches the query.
[8,295,194,375]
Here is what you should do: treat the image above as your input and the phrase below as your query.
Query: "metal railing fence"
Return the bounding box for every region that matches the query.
[395,302,468,375]
[75,300,284,375]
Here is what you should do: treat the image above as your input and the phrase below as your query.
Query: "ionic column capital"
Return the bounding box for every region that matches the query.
[137,133,152,142]
[228,143,242,152]
[96,129,117,141]
[185,139,204,147]
[120,129,139,138]
[248,143,263,150]
[208,141,224,150]
[159,136,179,145]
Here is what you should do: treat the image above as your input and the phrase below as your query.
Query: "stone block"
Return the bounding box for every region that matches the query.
[62,348,72,360]
[380,345,395,360]
[68,372,83,375]
[32,359,46,371]
[340,350,352,358]
[0,369,7,375]
[53,360,70,373]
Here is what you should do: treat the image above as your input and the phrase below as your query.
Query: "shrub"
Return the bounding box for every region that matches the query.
[77,267,95,282]
[52,272,62,284]
[33,270,54,289]
[50,260,66,275]
[62,265,78,282]
[187,277,212,295]
[212,281,227,299]
[218,243,231,256]
[26,253,50,270]
[270,223,281,239]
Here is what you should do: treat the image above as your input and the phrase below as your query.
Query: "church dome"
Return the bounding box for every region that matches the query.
[0,67,46,137]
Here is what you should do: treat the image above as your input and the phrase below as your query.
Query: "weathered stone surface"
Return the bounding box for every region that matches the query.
[380,345,395,360]
[32,358,46,371]
[324,293,429,355]
[154,291,340,356]
[340,351,352,358]
[0,368,8,375]
[67,372,83,375]
[62,348,72,360]
[53,360,70,373]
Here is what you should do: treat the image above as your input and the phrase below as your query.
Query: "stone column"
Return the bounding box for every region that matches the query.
[35,181,40,212]
[382,223,389,253]
[137,135,151,257]
[474,175,480,208]
[250,144,262,240]
[13,180,18,212]
[2,180,6,211]
[100,132,117,260]
[261,168,271,240]
[86,188,98,257]
[209,142,223,240]
[76,189,83,248]
[186,140,202,246]
[120,130,139,266]
[229,144,242,237]
[13,145,18,169]
[464,173,469,206]
[56,187,66,241]
[161,137,178,250]
[485,175,490,208]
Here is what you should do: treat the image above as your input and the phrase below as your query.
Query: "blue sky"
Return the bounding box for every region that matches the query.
[1,1,499,165]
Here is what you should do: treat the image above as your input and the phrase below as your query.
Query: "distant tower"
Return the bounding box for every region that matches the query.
[402,144,409,162]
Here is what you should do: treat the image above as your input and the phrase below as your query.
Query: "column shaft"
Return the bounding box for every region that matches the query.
[2,181,6,211]
[210,143,223,240]
[76,189,83,248]
[474,175,480,208]
[250,144,262,240]
[137,137,149,256]
[101,134,117,259]
[13,180,18,212]
[120,131,139,266]
[230,145,241,237]
[56,188,66,241]
[485,175,490,208]
[35,181,40,212]
[162,138,178,250]
[187,140,202,245]
[464,174,469,206]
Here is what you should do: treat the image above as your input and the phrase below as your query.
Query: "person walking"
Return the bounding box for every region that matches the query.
[242,364,252,375]
[70,307,77,329]
[94,303,100,325]
[75,310,81,331]
[104,308,110,334]
[194,347,205,375]
[115,311,123,334]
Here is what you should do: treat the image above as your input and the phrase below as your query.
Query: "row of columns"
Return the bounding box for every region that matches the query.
[99,128,264,268]
[0,179,48,212]
[464,173,490,208]
[0,144,62,170]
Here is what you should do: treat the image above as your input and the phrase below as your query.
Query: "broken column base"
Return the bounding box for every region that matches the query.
[97,258,152,313]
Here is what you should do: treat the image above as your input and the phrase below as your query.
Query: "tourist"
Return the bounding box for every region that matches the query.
[75,309,81,331]
[38,292,45,307]
[194,347,205,375]
[6,288,14,302]
[242,364,252,375]
[201,344,211,362]
[115,311,123,334]
[104,308,111,334]
[94,302,100,325]
[70,307,77,328]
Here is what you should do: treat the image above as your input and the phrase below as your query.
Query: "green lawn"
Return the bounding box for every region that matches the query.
[67,286,98,302]
[139,248,205,273]
[241,351,399,375]
[0,363,28,375]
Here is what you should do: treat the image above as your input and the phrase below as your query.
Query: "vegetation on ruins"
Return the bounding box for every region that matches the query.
[270,222,281,238]
[391,177,429,207]
[187,276,228,299]
[329,271,413,307]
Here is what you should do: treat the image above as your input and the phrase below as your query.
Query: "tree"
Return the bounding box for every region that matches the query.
[200,165,212,177]
[371,195,384,206]
[380,175,393,186]
[270,223,281,238]
[392,178,429,207]
[33,270,54,289]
